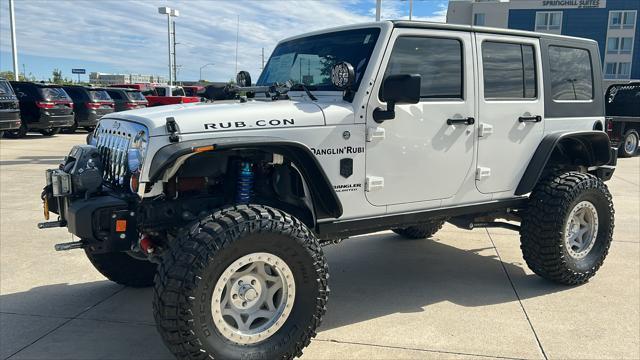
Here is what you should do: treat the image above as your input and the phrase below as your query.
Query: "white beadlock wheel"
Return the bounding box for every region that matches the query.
[564,201,599,259]
[212,252,296,345]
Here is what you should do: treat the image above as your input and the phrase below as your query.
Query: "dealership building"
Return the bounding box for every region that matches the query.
[447,0,640,81]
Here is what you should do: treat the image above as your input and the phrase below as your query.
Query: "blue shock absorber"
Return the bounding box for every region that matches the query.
[236,161,254,204]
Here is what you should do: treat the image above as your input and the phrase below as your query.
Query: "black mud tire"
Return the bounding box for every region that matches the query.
[393,219,446,239]
[40,128,60,136]
[4,122,28,138]
[618,129,639,158]
[153,204,329,360]
[520,171,614,285]
[85,248,157,287]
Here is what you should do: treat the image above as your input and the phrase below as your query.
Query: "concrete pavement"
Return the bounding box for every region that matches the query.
[1,133,638,359]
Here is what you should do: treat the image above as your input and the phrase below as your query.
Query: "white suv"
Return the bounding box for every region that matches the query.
[41,21,616,359]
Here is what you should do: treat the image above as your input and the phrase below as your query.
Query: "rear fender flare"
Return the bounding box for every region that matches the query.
[515,131,611,195]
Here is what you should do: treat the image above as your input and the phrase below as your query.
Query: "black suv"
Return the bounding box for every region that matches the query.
[104,88,148,112]
[62,86,114,133]
[8,82,74,137]
[0,78,21,138]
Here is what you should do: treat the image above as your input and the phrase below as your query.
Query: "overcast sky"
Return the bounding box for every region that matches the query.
[0,0,447,82]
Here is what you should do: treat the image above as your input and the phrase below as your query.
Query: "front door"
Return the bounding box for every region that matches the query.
[475,34,544,194]
[365,29,475,206]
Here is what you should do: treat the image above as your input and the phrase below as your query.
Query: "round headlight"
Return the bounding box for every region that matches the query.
[127,148,142,173]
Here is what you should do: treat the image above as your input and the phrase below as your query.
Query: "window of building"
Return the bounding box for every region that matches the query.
[607,37,634,54]
[609,11,637,29]
[383,36,463,99]
[473,13,485,26]
[535,11,562,32]
[482,41,537,99]
[549,46,593,100]
[605,62,632,79]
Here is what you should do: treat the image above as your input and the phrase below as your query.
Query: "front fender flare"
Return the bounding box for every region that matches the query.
[146,136,343,219]
[515,131,612,196]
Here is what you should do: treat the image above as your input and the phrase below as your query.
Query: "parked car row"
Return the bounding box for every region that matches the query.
[0,80,149,138]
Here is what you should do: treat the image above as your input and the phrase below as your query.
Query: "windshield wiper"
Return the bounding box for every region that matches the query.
[289,82,317,101]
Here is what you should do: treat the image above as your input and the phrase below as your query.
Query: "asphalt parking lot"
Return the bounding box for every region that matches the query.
[0,133,638,360]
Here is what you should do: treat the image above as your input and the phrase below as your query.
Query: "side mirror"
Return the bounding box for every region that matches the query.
[236,71,252,87]
[374,74,421,123]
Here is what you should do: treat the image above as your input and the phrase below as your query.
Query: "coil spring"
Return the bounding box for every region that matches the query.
[236,161,254,204]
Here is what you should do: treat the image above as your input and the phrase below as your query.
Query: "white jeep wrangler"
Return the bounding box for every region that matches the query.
[41,21,616,359]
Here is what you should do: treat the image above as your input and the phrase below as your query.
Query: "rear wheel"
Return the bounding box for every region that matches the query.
[62,121,78,134]
[618,129,639,158]
[520,171,614,285]
[4,122,28,138]
[154,204,328,360]
[40,128,60,136]
[85,248,157,287]
[393,219,446,239]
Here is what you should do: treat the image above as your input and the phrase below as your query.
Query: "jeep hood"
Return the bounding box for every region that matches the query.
[101,100,326,137]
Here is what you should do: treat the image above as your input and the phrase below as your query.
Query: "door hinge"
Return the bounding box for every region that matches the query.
[478,123,493,137]
[366,127,386,142]
[365,176,385,192]
[476,167,491,180]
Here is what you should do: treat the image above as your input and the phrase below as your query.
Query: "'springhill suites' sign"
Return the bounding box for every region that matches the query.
[511,0,606,9]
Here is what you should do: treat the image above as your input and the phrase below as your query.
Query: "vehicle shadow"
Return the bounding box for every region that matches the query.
[0,155,64,166]
[0,231,570,352]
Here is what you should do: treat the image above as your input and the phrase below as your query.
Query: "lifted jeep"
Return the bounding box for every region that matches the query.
[41,21,616,359]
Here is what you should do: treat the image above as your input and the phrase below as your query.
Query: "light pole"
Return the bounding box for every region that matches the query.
[9,0,19,79]
[199,63,215,81]
[158,7,179,86]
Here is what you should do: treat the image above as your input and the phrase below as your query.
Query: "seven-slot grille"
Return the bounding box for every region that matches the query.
[95,126,133,187]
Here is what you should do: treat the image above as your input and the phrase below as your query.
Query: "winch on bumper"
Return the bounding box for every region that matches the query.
[40,144,139,253]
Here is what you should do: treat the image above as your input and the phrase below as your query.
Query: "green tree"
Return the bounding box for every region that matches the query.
[51,68,63,84]
[0,70,27,81]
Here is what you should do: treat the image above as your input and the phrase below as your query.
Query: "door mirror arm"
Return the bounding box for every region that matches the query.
[373,74,421,124]
[373,101,396,123]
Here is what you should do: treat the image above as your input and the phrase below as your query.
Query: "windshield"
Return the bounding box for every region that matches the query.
[89,90,112,101]
[39,87,71,101]
[0,81,15,96]
[257,28,380,91]
[126,91,147,101]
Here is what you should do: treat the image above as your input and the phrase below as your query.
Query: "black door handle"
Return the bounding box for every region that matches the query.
[518,115,542,123]
[447,117,475,125]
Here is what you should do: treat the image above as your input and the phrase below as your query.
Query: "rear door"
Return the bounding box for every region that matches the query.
[475,34,544,194]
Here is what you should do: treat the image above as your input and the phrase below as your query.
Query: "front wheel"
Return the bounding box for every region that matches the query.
[85,248,157,287]
[520,172,614,285]
[154,205,329,360]
[618,129,639,158]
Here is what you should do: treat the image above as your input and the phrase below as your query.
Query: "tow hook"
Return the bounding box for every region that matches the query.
[54,241,84,251]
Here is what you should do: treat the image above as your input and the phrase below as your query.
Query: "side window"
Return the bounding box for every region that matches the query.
[548,46,593,100]
[383,36,463,100]
[482,41,537,99]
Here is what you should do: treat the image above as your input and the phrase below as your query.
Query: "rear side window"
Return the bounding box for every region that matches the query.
[548,46,593,100]
[126,91,146,101]
[482,41,537,99]
[89,90,112,101]
[39,87,71,101]
[172,88,185,96]
[384,36,463,99]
